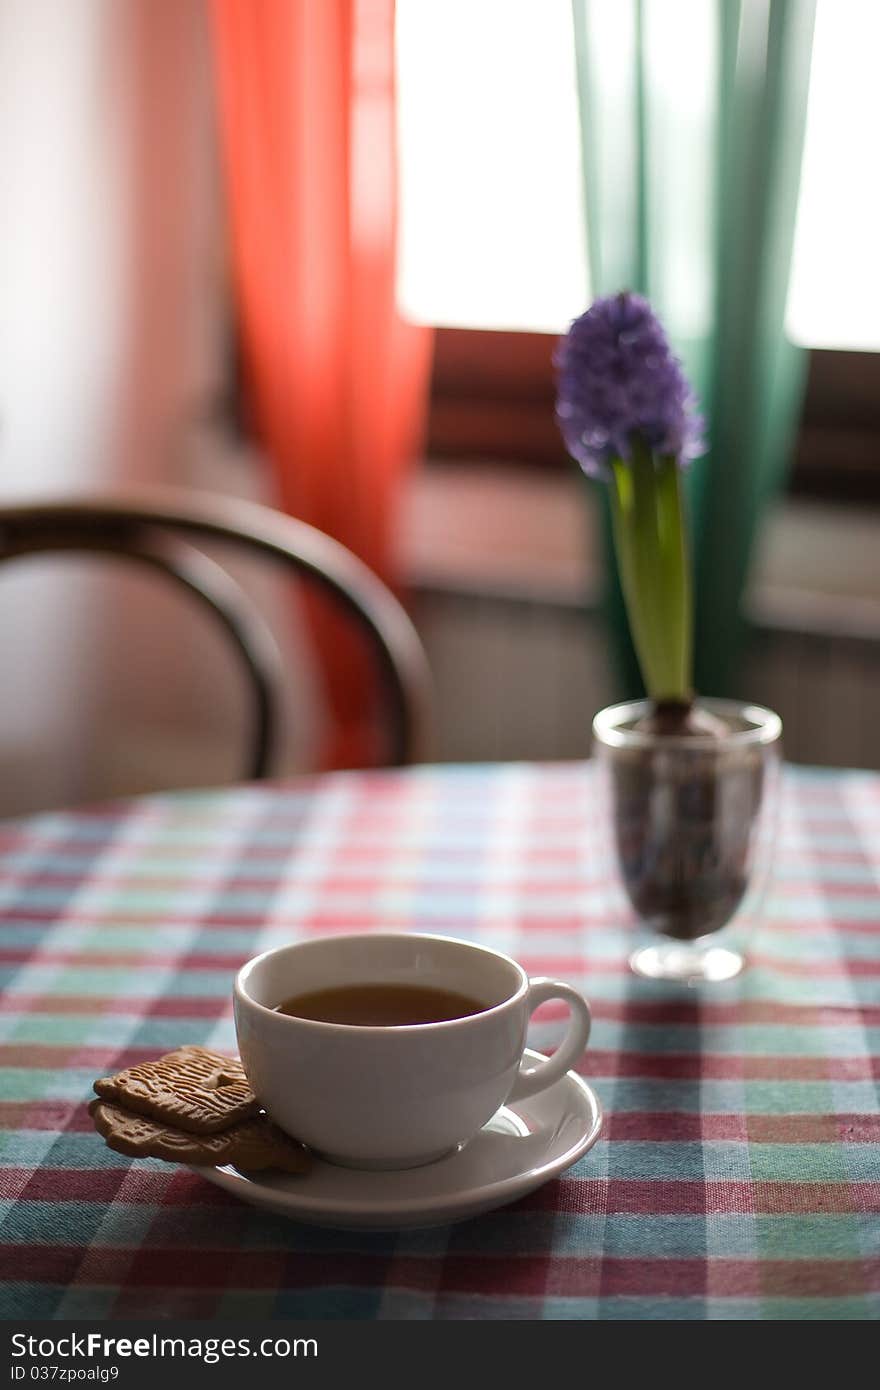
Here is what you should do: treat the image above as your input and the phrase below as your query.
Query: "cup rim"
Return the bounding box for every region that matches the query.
[592,697,783,752]
[234,931,530,1034]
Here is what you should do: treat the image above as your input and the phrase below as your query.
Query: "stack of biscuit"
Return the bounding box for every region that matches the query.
[89,1045,310,1173]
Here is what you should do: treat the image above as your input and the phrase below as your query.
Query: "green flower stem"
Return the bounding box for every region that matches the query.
[608,440,692,703]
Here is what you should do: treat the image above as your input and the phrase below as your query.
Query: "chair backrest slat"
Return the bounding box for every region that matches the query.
[0,491,432,780]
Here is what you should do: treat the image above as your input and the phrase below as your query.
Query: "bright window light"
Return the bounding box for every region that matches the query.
[785,0,880,350]
[397,0,879,350]
[395,0,587,333]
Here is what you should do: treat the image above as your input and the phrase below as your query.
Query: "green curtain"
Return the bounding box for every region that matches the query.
[571,0,817,699]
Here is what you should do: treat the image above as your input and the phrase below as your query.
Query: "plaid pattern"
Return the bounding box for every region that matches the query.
[0,762,878,1321]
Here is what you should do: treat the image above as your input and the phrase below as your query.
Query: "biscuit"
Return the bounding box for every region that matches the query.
[89,1099,311,1173]
[93,1045,260,1134]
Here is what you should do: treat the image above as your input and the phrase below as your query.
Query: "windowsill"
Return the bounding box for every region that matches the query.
[401,461,597,608]
[748,498,880,639]
[402,459,880,638]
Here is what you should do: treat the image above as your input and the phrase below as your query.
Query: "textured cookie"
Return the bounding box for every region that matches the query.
[89,1099,311,1173]
[93,1045,260,1134]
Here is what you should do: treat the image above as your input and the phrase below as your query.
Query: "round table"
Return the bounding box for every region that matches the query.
[1,761,878,1319]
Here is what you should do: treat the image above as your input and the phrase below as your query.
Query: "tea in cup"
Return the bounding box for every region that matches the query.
[234,932,591,1170]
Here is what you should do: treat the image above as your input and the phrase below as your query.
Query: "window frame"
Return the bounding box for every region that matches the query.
[427,329,880,502]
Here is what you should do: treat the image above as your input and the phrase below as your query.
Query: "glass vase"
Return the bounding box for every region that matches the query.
[592,698,782,983]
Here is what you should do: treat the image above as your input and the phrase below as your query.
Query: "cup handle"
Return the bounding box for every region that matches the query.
[507,978,591,1101]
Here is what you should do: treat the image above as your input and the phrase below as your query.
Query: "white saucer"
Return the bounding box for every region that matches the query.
[195,1051,602,1230]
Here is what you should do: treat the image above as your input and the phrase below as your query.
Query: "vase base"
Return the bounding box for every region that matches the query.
[629,941,744,984]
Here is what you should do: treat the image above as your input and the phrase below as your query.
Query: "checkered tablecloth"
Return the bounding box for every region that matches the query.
[1,762,878,1320]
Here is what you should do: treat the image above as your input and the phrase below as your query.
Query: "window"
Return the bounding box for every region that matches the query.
[397,0,880,497]
[396,0,586,334]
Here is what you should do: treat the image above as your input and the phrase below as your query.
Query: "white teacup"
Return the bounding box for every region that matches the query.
[234,932,591,1170]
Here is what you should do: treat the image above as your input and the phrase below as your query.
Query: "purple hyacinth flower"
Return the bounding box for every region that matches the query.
[555,292,705,478]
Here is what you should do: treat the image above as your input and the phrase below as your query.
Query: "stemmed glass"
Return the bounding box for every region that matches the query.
[593,698,782,983]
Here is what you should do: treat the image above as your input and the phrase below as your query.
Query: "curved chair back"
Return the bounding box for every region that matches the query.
[0,491,432,777]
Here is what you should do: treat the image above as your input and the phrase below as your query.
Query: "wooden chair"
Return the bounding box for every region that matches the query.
[0,490,432,777]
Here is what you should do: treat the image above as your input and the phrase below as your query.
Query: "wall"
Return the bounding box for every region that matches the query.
[0,0,318,817]
[413,588,880,770]
[405,466,880,771]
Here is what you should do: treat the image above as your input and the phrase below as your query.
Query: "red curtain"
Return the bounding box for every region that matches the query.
[209,0,431,767]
